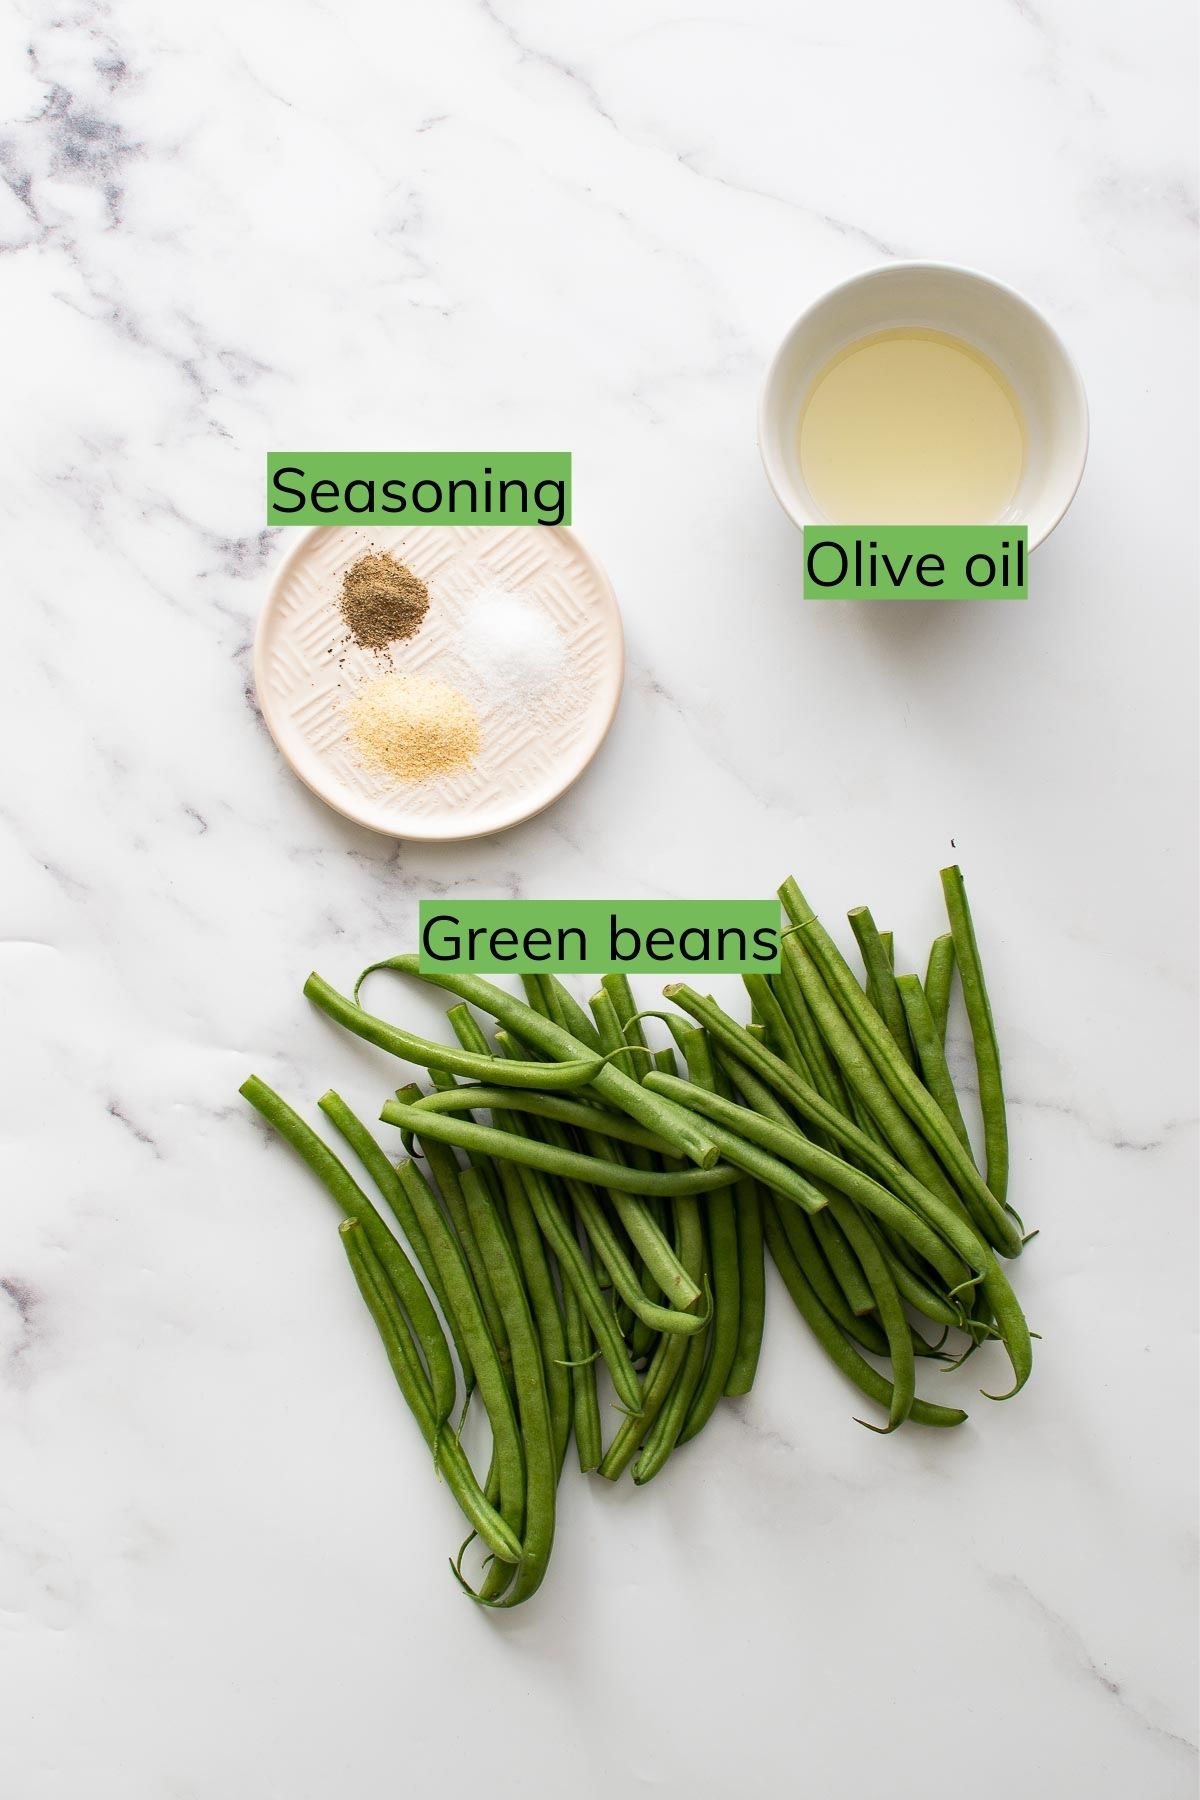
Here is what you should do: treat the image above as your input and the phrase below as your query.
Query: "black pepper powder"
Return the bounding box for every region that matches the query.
[339,553,430,651]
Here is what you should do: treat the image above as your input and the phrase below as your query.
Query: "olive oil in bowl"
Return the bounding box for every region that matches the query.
[797,327,1025,525]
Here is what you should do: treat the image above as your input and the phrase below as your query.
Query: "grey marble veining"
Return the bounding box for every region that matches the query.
[1,3,1196,1796]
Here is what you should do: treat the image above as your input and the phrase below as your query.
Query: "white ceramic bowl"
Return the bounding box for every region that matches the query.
[759,261,1089,550]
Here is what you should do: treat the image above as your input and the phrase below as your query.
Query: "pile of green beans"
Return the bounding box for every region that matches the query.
[240,865,1034,1605]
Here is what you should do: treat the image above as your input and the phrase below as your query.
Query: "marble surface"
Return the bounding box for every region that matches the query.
[2,3,1196,1796]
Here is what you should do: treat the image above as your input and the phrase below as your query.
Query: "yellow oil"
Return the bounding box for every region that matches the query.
[798,327,1025,524]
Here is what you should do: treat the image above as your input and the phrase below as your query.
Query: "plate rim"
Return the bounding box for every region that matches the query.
[253,522,625,842]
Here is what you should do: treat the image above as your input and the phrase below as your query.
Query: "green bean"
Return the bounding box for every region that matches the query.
[318,1091,476,1398]
[773,1200,889,1356]
[442,1012,575,1473]
[584,997,699,1301]
[628,1273,657,1359]
[521,974,557,1024]
[726,1182,765,1396]
[577,1129,703,1307]
[779,881,1021,1257]
[862,1217,966,1332]
[394,1158,527,1540]
[634,1244,710,1482]
[762,1205,968,1430]
[679,1195,739,1439]
[548,978,603,1053]
[896,973,975,1160]
[827,1196,915,1430]
[563,1279,602,1473]
[780,934,969,1218]
[716,1053,911,1350]
[407,1085,674,1157]
[671,1028,741,1441]
[811,1206,876,1317]
[305,972,602,1090]
[618,1068,834,1217]
[502,1163,572,1478]
[662,991,970,1273]
[848,904,915,1068]
[512,1161,643,1414]
[742,974,808,1078]
[381,1100,739,1201]
[338,1220,523,1564]
[521,973,601,1053]
[601,1196,704,1481]
[880,930,894,970]
[356,956,719,1168]
[924,934,956,1043]
[419,1135,510,1364]
[940,865,1010,1208]
[772,957,852,1119]
[491,1082,703,1334]
[564,1177,706,1334]
[433,1012,511,1208]
[644,1062,969,1289]
[598,975,650,1080]
[495,1020,703,1312]
[458,1169,556,1606]
[645,1064,1031,1396]
[599,1327,689,1480]
[722,1041,849,1270]
[241,1077,458,1427]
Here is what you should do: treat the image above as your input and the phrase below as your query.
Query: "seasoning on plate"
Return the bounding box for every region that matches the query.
[340,553,429,652]
[345,672,480,783]
[458,585,570,707]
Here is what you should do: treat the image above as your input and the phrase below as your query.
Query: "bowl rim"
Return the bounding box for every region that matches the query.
[757,258,1090,552]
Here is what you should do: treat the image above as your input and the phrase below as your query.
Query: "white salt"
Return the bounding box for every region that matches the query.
[458,586,570,707]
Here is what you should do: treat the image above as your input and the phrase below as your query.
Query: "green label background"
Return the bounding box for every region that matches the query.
[418,901,781,974]
[266,452,572,526]
[803,525,1028,599]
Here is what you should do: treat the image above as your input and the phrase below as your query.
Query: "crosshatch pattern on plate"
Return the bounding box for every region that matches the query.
[262,527,619,820]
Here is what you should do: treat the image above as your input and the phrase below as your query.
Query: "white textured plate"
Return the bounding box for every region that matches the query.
[255,524,624,840]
